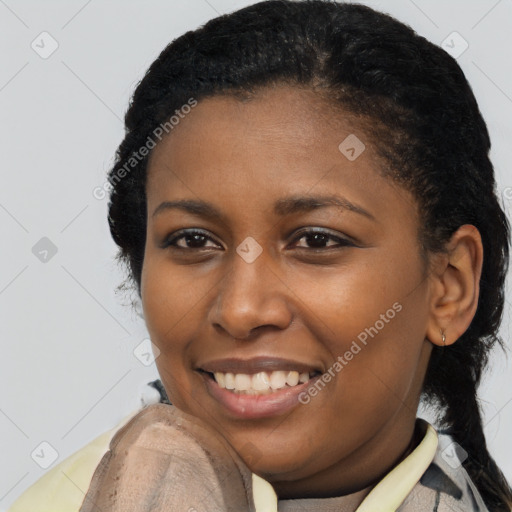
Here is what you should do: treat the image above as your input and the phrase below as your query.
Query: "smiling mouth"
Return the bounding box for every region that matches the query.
[199,369,322,395]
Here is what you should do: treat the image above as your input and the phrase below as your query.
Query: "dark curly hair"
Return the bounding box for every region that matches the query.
[106,0,512,508]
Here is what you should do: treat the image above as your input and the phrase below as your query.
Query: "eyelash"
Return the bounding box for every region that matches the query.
[161,228,355,252]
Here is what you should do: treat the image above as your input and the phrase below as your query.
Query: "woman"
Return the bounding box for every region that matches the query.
[9,1,512,510]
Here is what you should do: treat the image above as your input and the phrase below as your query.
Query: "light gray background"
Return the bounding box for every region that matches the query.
[1,0,511,508]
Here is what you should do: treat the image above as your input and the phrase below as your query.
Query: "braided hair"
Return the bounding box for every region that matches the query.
[107,1,512,508]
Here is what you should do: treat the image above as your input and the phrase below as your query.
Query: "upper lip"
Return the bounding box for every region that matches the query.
[197,356,323,375]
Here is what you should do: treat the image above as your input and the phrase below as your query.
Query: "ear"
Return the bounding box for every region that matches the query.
[425,224,483,347]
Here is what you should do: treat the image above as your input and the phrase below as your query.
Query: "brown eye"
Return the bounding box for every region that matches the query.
[161,229,221,250]
[291,228,355,250]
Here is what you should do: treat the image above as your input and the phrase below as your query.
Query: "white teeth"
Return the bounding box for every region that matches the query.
[252,372,271,390]
[224,372,235,390]
[211,370,316,394]
[214,372,225,388]
[234,373,252,390]
[286,371,299,386]
[270,371,287,390]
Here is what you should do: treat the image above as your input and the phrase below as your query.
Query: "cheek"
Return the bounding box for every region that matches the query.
[140,254,207,407]
[273,296,428,477]
[141,253,206,345]
[292,250,429,406]
[289,248,425,349]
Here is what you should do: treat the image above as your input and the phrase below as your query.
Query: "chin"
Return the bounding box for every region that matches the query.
[234,438,315,477]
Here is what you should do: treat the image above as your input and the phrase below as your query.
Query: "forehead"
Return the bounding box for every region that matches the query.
[148,85,360,171]
[145,85,417,224]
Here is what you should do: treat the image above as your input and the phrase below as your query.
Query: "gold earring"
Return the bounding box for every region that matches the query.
[440,329,446,346]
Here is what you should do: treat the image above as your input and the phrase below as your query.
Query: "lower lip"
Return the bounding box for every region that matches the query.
[200,372,321,420]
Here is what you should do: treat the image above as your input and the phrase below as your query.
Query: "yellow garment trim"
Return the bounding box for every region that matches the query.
[252,473,279,511]
[250,422,439,512]
[355,423,438,512]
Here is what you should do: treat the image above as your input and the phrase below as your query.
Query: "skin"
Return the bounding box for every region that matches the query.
[140,85,483,499]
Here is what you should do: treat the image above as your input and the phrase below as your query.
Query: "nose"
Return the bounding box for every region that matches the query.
[208,248,293,340]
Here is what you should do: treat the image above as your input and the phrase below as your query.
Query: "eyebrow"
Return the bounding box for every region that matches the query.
[152,195,375,221]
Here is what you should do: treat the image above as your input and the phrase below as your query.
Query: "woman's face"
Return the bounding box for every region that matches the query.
[141,85,435,497]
